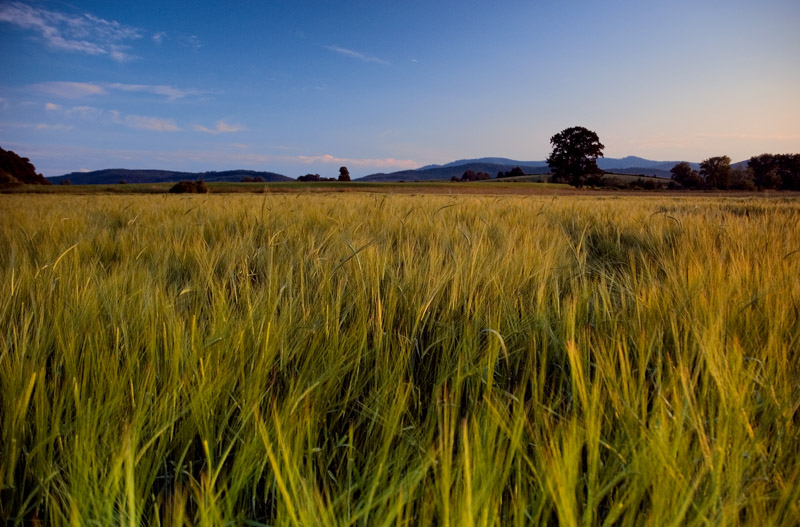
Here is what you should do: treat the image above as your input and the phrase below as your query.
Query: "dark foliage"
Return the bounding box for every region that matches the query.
[670,161,704,189]
[497,166,526,179]
[454,170,492,182]
[729,169,756,191]
[338,166,351,182]
[168,180,208,193]
[0,172,21,186]
[778,154,800,190]
[297,173,336,182]
[60,179,72,185]
[748,153,800,190]
[700,156,732,189]
[241,176,265,183]
[628,178,666,190]
[600,176,629,189]
[546,126,605,187]
[49,169,291,185]
[0,146,49,185]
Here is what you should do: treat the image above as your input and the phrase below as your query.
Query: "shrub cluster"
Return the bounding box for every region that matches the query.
[297,173,336,182]
[452,169,492,182]
[168,180,208,193]
[496,167,526,179]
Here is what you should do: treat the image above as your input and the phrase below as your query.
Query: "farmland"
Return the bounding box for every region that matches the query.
[1,192,799,526]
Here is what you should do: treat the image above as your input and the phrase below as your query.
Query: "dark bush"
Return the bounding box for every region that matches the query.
[297,173,335,182]
[0,172,22,186]
[241,176,265,183]
[585,174,605,187]
[0,146,49,184]
[603,177,628,189]
[60,179,72,185]
[497,167,526,179]
[729,169,756,191]
[457,170,491,182]
[169,180,208,193]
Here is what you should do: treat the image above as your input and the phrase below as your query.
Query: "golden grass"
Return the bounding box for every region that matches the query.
[1,193,799,525]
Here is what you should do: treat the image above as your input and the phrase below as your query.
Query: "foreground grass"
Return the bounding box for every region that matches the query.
[1,193,799,526]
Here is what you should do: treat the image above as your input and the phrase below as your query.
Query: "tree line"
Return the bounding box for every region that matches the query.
[545,127,800,190]
[670,154,800,191]
[297,166,351,182]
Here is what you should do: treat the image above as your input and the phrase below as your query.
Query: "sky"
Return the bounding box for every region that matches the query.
[1,0,799,179]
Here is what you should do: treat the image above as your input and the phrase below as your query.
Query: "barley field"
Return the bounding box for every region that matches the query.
[1,192,799,526]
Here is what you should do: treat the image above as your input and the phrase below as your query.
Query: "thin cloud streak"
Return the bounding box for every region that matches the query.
[47,104,180,131]
[194,121,246,134]
[105,83,204,101]
[326,45,388,64]
[0,1,142,61]
[35,123,73,131]
[293,154,417,169]
[32,81,204,101]
[113,113,180,132]
[33,81,106,98]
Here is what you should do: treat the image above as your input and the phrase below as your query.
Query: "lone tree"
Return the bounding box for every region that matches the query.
[700,156,732,189]
[670,161,704,189]
[546,126,604,187]
[338,166,350,182]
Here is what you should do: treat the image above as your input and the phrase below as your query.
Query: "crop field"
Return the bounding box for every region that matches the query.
[1,193,799,526]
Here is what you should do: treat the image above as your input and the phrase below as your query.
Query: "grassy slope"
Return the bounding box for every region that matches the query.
[1,193,799,526]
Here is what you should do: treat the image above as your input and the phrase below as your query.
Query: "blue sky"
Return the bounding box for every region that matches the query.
[1,0,798,178]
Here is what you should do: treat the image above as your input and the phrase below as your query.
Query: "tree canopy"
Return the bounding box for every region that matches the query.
[546,126,604,187]
[0,146,49,185]
[700,156,732,190]
[670,161,704,189]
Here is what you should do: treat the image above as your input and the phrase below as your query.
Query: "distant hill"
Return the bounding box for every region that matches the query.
[360,162,550,182]
[596,156,700,171]
[48,169,292,184]
[359,156,698,182]
[440,157,549,169]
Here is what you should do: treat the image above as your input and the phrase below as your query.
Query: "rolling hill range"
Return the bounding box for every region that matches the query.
[48,169,291,185]
[360,157,701,182]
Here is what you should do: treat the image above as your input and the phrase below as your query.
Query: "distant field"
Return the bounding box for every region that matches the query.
[2,179,572,195]
[2,193,799,525]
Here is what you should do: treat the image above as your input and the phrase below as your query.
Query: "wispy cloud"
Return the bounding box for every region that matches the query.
[48,104,179,131]
[294,154,417,169]
[32,81,203,101]
[111,111,180,131]
[33,81,106,98]
[182,35,202,52]
[193,121,246,134]
[44,102,62,111]
[326,45,388,65]
[0,1,142,61]
[35,123,73,131]
[65,105,104,119]
[105,83,204,101]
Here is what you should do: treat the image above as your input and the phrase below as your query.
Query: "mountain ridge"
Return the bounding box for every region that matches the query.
[359,157,706,182]
[48,168,292,184]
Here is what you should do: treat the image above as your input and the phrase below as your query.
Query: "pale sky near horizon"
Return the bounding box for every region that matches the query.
[1,0,798,178]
